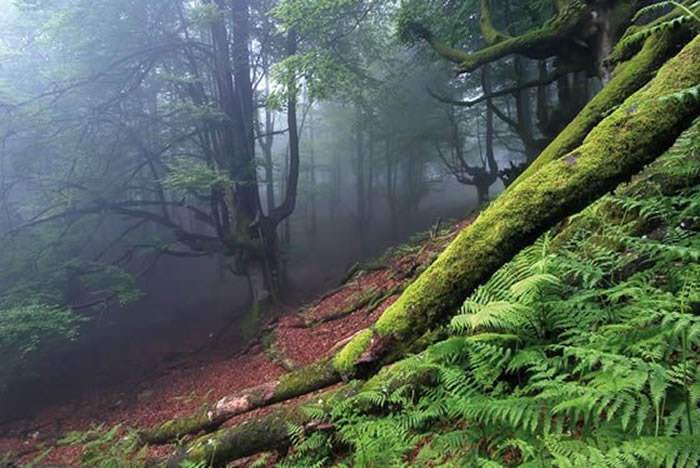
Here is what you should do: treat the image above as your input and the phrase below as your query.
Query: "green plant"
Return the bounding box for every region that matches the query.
[58,424,147,467]
[278,122,700,467]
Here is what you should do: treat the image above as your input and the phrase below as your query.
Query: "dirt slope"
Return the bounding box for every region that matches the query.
[0,218,470,466]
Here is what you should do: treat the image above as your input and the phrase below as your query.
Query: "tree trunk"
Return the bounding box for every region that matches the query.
[167,112,700,466]
[355,105,368,250]
[142,33,700,449]
[483,64,497,189]
[261,62,276,216]
[165,359,437,467]
[308,106,318,241]
[385,139,399,241]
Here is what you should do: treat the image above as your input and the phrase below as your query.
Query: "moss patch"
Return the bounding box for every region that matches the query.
[333,329,374,376]
[273,358,339,401]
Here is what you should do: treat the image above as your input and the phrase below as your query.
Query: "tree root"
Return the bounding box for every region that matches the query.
[338,261,387,285]
[293,287,380,328]
[300,284,404,328]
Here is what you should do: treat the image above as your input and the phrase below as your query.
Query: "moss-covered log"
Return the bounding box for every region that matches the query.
[165,359,437,467]
[139,358,339,444]
[163,408,305,467]
[141,34,700,446]
[333,32,700,377]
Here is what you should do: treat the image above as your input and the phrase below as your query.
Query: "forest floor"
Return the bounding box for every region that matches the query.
[0,217,472,466]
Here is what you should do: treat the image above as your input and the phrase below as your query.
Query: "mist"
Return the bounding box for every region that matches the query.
[0,0,574,422]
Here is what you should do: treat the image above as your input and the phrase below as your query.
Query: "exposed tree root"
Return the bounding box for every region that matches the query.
[338,262,388,285]
[292,287,380,328]
[300,284,404,328]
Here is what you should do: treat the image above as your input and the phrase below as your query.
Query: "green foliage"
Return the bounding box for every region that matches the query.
[0,304,82,390]
[162,157,232,195]
[0,218,143,390]
[279,124,700,466]
[622,1,700,51]
[58,424,147,467]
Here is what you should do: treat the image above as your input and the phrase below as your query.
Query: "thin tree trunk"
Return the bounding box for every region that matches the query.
[355,105,367,250]
[308,105,317,241]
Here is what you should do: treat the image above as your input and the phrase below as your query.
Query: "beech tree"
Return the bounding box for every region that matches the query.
[133,1,700,463]
[0,0,307,306]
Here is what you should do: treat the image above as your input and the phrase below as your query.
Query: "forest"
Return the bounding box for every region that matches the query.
[0,0,698,466]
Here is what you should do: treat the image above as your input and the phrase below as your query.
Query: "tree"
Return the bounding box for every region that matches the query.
[0,0,324,391]
[135,3,700,463]
[160,30,700,464]
[0,0,309,309]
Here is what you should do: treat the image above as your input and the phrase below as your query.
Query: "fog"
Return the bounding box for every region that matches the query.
[0,0,559,421]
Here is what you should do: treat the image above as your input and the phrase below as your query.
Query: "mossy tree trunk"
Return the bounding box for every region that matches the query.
[165,359,438,467]
[166,107,700,464]
[142,32,700,452]
[406,0,636,77]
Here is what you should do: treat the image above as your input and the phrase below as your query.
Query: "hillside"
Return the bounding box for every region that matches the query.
[1,1,699,467]
[0,218,471,466]
[3,118,698,468]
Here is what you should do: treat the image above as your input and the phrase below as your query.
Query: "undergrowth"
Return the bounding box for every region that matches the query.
[278,124,700,467]
[13,126,700,468]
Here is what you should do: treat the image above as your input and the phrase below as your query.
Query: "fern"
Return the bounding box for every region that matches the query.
[622,1,700,51]
[278,120,700,468]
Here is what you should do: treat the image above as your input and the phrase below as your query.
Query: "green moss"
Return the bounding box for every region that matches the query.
[333,329,374,375]
[171,410,300,466]
[273,358,339,400]
[510,28,685,191]
[238,300,265,342]
[139,410,211,444]
[479,0,510,45]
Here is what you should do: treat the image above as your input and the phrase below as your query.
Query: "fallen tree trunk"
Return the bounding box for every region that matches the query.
[138,358,339,444]
[141,32,700,448]
[165,358,437,467]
